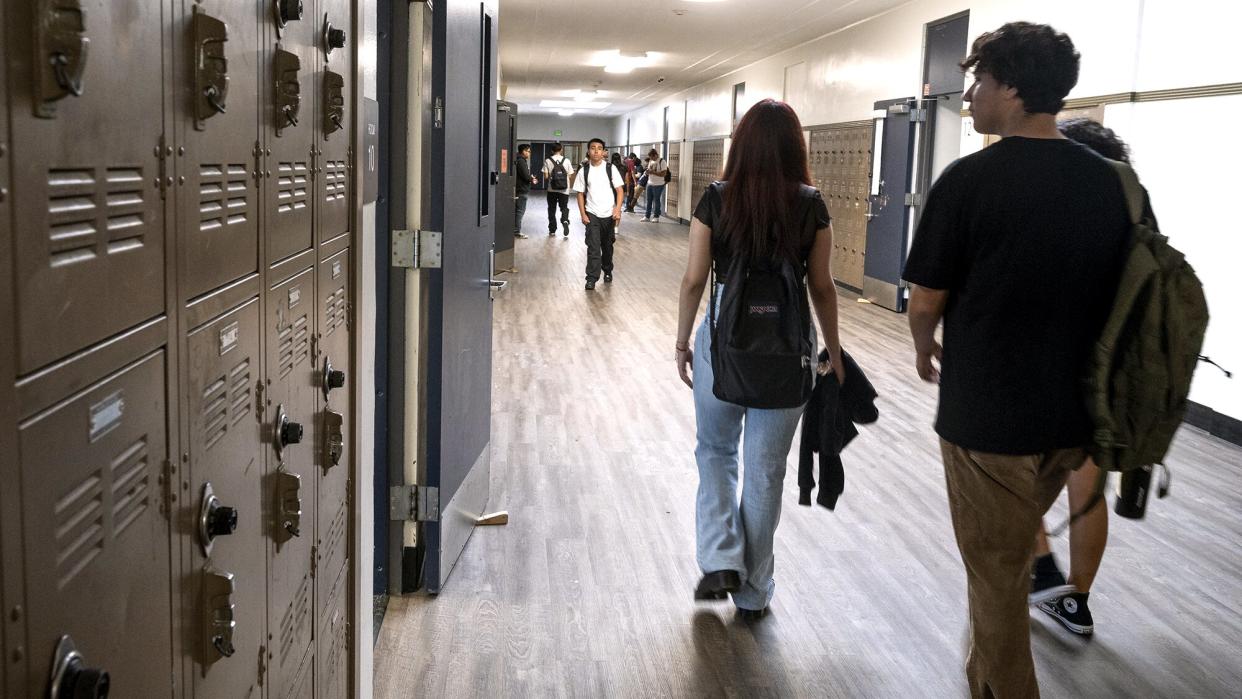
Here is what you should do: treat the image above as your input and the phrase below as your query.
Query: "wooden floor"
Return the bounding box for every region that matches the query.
[374,196,1242,698]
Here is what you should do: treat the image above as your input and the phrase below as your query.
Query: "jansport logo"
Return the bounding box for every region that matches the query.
[748,305,779,315]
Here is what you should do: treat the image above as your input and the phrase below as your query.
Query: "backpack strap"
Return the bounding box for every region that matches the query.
[1107,160,1144,226]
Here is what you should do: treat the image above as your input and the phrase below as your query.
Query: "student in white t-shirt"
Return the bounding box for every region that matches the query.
[572,138,626,290]
[642,148,671,222]
[542,143,576,237]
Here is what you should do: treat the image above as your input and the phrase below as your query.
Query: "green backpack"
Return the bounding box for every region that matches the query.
[1085,161,1209,472]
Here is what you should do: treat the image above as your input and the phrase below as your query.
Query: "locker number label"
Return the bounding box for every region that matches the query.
[219,321,240,357]
[89,391,125,443]
[332,260,342,279]
[288,286,302,309]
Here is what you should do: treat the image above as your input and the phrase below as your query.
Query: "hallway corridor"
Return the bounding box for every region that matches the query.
[373,197,1242,697]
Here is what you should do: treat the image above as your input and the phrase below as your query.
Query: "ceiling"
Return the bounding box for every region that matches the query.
[498,0,912,118]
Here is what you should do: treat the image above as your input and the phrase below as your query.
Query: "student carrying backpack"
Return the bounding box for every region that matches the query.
[548,157,569,190]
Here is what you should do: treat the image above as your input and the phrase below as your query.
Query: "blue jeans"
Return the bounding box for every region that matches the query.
[692,309,810,610]
[645,184,666,219]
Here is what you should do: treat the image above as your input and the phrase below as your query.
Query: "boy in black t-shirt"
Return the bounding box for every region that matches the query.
[902,23,1133,698]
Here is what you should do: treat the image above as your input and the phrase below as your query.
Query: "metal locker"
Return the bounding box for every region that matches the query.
[185,296,265,699]
[315,247,350,698]
[6,0,167,373]
[266,0,317,265]
[176,0,264,302]
[266,264,318,699]
[17,351,172,698]
[666,142,680,215]
[318,0,352,249]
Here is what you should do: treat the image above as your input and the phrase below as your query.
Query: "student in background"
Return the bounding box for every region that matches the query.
[610,152,628,238]
[514,144,536,239]
[643,148,671,222]
[543,143,575,237]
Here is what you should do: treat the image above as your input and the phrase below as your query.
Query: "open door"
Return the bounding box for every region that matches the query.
[863,98,918,312]
[386,0,497,596]
[494,101,517,273]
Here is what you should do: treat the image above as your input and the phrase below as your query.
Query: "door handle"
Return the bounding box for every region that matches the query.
[273,466,303,542]
[35,0,90,118]
[322,408,344,469]
[323,69,345,138]
[201,570,237,661]
[192,6,229,130]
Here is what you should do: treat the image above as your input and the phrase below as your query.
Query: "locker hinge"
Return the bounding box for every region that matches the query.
[433,96,444,129]
[157,134,169,200]
[158,458,173,518]
[258,645,267,686]
[910,108,928,123]
[389,485,439,522]
[391,229,442,268]
[252,140,263,188]
[904,192,924,207]
[311,545,319,579]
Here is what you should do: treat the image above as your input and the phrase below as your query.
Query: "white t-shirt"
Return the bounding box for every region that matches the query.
[542,155,575,194]
[646,158,668,186]
[572,160,625,217]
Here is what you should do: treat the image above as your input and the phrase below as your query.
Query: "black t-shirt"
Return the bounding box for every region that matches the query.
[515,155,531,194]
[902,137,1133,454]
[692,181,831,273]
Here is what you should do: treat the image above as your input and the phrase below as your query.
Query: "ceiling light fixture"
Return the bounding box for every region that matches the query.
[540,99,610,109]
[588,49,657,74]
[557,109,575,117]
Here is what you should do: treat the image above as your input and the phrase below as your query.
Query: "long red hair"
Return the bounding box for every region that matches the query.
[718,99,813,262]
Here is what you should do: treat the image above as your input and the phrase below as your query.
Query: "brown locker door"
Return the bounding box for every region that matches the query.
[317,0,352,248]
[315,249,349,699]
[266,266,318,698]
[18,352,171,697]
[176,0,263,301]
[6,1,166,373]
[266,6,317,265]
[186,297,264,698]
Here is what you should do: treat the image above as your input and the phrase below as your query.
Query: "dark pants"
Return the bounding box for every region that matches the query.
[515,192,528,234]
[584,213,616,282]
[624,182,636,212]
[546,192,570,233]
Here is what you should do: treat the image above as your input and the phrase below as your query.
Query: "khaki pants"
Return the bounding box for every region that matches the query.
[940,439,1085,699]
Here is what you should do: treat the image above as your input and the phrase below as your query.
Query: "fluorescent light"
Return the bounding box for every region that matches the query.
[557,110,575,117]
[604,65,634,74]
[573,91,598,103]
[587,49,657,73]
[540,99,610,109]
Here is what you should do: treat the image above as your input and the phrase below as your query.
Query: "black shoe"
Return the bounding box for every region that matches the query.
[1038,592,1094,635]
[514,232,529,239]
[585,280,596,291]
[562,221,570,237]
[694,570,741,601]
[737,607,769,621]
[1030,553,1075,605]
[604,272,613,283]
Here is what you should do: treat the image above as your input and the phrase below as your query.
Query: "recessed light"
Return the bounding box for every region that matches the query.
[557,109,575,117]
[540,99,611,109]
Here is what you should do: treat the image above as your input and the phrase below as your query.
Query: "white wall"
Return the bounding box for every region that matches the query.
[516,114,617,143]
[614,0,1242,421]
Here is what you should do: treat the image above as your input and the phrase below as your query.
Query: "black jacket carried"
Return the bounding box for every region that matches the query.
[798,348,878,510]
[516,155,532,194]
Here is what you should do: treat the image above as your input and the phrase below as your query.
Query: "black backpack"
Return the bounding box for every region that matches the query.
[709,188,814,408]
[548,156,569,190]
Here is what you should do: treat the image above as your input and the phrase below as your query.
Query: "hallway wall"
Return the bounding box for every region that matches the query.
[611,0,1242,423]
[517,114,616,144]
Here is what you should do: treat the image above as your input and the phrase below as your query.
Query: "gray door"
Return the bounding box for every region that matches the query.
[422,0,498,593]
[494,101,517,271]
[863,98,916,312]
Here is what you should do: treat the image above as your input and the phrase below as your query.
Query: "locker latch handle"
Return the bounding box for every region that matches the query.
[274,49,302,135]
[201,570,237,661]
[323,69,345,139]
[192,6,229,130]
[35,0,90,118]
[274,466,303,541]
[323,408,344,469]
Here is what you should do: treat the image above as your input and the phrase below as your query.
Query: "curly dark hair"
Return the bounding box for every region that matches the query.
[1058,118,1130,163]
[960,22,1080,114]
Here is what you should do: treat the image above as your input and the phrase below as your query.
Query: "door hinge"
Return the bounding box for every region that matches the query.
[159,458,173,519]
[389,485,439,522]
[252,140,263,188]
[910,108,928,123]
[433,96,444,129]
[311,545,319,579]
[391,229,442,268]
[904,192,924,207]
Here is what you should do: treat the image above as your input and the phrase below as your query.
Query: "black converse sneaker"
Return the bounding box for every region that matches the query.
[1039,592,1094,636]
[1030,553,1076,605]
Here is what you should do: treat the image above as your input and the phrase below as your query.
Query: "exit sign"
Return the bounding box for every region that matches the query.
[553,129,562,137]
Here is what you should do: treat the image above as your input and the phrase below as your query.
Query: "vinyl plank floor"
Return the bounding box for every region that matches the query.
[374,195,1242,698]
